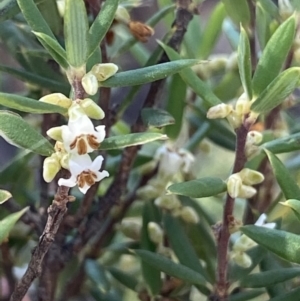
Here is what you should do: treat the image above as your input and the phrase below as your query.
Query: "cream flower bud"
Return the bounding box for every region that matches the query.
[227,174,242,198]
[79,98,105,120]
[136,185,160,200]
[47,126,63,142]
[279,0,293,19]
[180,206,199,224]
[207,103,233,119]
[238,184,257,198]
[246,131,263,145]
[43,154,61,183]
[232,251,252,268]
[81,73,98,96]
[226,52,238,71]
[119,219,141,240]
[233,234,257,252]
[235,93,251,115]
[227,110,243,129]
[154,195,181,210]
[239,168,264,186]
[148,222,163,244]
[115,5,131,23]
[39,93,72,109]
[91,63,118,81]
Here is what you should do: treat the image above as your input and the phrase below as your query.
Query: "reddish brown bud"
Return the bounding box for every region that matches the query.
[128,21,154,42]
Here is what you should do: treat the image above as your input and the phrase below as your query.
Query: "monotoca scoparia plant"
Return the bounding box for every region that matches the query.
[1,0,300,301]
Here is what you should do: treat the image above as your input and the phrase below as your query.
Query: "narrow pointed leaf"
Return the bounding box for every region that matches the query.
[240,267,300,288]
[229,290,265,301]
[64,0,88,67]
[167,177,227,198]
[241,225,300,264]
[262,133,300,154]
[265,150,300,200]
[0,65,69,94]
[100,133,167,150]
[0,93,67,115]
[0,207,28,244]
[164,214,207,278]
[251,67,300,114]
[222,0,250,26]
[256,2,272,50]
[32,32,69,69]
[17,0,55,39]
[108,267,138,291]
[159,42,221,107]
[252,15,296,96]
[0,111,54,156]
[85,260,110,293]
[238,26,252,99]
[99,60,200,88]
[280,199,300,221]
[0,189,12,204]
[267,287,300,301]
[135,249,207,286]
[141,108,174,128]
[88,0,118,57]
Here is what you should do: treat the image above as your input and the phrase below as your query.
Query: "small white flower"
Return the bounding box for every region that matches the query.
[58,154,109,194]
[61,114,106,155]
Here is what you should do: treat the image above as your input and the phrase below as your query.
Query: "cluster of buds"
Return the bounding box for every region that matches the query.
[42,63,118,194]
[227,168,264,199]
[119,218,142,240]
[207,93,254,129]
[245,130,263,158]
[155,195,199,224]
[231,214,276,268]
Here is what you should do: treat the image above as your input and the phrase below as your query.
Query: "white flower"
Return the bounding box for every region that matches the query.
[58,154,109,194]
[61,114,106,155]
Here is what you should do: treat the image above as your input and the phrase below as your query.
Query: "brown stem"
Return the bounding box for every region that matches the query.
[214,124,250,301]
[1,243,15,301]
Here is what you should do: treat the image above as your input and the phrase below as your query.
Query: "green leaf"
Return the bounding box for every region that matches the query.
[0,93,67,115]
[140,202,162,295]
[241,225,300,264]
[0,207,28,244]
[262,133,300,154]
[229,289,265,301]
[198,2,226,59]
[268,287,300,301]
[164,214,208,281]
[0,0,21,22]
[252,15,296,96]
[167,177,227,198]
[0,189,12,204]
[108,267,138,292]
[0,111,54,156]
[0,65,69,94]
[280,199,300,221]
[17,0,55,39]
[251,67,300,114]
[99,59,200,88]
[85,260,110,293]
[165,74,186,139]
[238,26,252,99]
[88,0,118,58]
[222,0,250,26]
[240,267,300,288]
[100,133,167,150]
[159,42,221,107]
[265,150,300,200]
[134,249,207,286]
[64,0,88,67]
[256,2,272,50]
[32,32,69,69]
[141,108,175,128]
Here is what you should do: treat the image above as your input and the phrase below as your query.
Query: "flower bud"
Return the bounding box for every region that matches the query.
[43,155,61,183]
[39,93,72,109]
[180,206,199,224]
[91,63,118,82]
[148,222,163,244]
[207,103,233,119]
[136,185,159,200]
[128,21,154,43]
[238,184,257,198]
[154,195,181,210]
[226,52,238,71]
[233,234,257,252]
[278,0,293,19]
[227,110,243,129]
[81,72,98,95]
[47,126,63,142]
[239,168,264,186]
[115,5,131,23]
[246,131,263,145]
[235,93,251,115]
[227,174,242,198]
[79,98,105,120]
[232,251,252,268]
[119,218,141,240]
